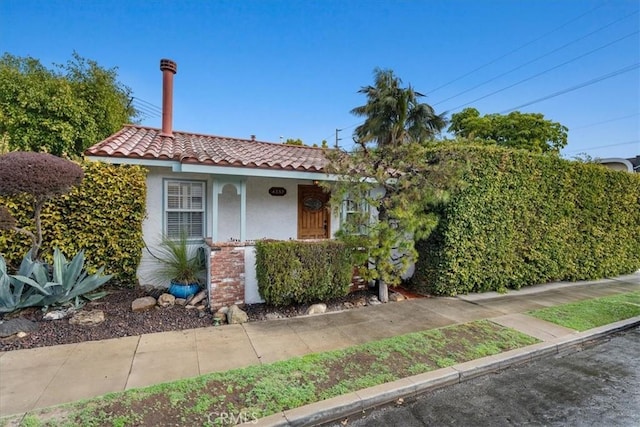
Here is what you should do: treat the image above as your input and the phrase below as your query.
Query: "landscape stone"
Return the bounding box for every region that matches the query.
[218,306,229,314]
[69,310,105,326]
[389,292,406,302]
[189,290,207,305]
[16,331,27,338]
[227,304,248,324]
[368,296,382,305]
[175,298,187,306]
[43,309,73,321]
[132,296,157,312]
[157,293,176,307]
[0,317,39,338]
[213,311,227,324]
[354,297,367,307]
[306,303,327,315]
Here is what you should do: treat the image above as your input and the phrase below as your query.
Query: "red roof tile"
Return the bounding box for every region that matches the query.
[84,125,329,173]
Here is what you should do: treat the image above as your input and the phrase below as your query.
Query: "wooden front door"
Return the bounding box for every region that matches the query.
[298,185,330,239]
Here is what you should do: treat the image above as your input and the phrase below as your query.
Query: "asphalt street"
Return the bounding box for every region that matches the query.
[338,326,640,427]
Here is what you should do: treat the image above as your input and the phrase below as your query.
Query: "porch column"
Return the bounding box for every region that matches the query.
[240,179,247,241]
[211,180,221,242]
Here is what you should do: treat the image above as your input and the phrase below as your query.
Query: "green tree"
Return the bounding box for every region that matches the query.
[448,107,568,153]
[0,152,83,260]
[283,138,305,146]
[326,68,453,302]
[0,52,138,157]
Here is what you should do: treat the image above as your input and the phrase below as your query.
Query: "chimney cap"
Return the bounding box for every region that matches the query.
[160,59,177,74]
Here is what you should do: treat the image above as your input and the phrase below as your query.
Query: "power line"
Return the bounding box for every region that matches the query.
[426,3,605,95]
[447,31,638,112]
[563,139,639,154]
[571,113,640,130]
[433,9,639,106]
[132,96,162,113]
[500,63,639,113]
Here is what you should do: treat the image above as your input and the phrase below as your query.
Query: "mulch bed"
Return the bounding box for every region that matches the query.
[0,285,380,352]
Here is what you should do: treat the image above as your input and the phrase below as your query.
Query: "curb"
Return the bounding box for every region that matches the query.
[240,316,640,427]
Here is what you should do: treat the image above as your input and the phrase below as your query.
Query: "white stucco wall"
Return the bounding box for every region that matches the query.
[136,168,341,294]
[137,167,214,286]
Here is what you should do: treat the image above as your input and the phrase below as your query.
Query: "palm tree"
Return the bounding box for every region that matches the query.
[351,68,446,150]
[347,69,446,302]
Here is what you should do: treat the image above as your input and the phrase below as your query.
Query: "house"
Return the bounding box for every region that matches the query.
[85,59,343,309]
[595,157,638,173]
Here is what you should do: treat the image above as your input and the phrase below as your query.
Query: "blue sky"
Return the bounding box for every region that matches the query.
[1,0,638,159]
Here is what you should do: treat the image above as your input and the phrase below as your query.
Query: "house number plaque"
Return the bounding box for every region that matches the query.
[269,187,287,196]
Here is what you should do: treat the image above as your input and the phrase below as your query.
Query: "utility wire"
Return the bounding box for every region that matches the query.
[132,96,162,112]
[426,3,605,95]
[448,31,639,112]
[571,113,640,130]
[433,10,639,106]
[500,63,639,113]
[563,140,639,154]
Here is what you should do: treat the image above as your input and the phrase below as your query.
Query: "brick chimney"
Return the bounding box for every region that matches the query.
[159,59,177,138]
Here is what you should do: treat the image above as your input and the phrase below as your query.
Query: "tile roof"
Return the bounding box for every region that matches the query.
[84,125,329,173]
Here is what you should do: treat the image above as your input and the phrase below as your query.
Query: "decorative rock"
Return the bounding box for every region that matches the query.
[354,297,367,307]
[0,318,39,338]
[175,298,187,306]
[368,296,382,305]
[196,304,206,311]
[265,312,282,321]
[157,293,176,307]
[142,285,165,299]
[227,304,248,324]
[132,296,157,312]
[189,290,207,306]
[16,331,27,338]
[213,311,227,325]
[218,306,229,315]
[185,305,197,310]
[343,302,354,309]
[69,310,105,326]
[43,309,73,320]
[389,292,406,302]
[306,303,327,315]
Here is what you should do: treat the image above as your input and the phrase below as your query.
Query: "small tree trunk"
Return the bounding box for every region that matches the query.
[378,279,389,303]
[31,200,44,261]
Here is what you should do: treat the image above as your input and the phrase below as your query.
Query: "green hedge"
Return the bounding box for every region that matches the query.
[255,240,354,306]
[0,161,147,284]
[411,145,640,295]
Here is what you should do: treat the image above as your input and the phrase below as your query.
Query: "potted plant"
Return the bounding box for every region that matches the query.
[152,232,206,299]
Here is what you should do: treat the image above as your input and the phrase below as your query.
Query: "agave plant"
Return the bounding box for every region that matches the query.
[0,248,112,314]
[39,248,112,306]
[0,252,50,313]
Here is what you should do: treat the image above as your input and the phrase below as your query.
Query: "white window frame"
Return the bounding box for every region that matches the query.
[164,179,206,239]
[341,197,370,236]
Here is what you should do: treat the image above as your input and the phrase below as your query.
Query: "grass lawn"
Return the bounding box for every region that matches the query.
[528,291,640,331]
[1,320,537,427]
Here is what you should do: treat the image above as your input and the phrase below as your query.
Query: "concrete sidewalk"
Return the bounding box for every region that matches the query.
[1,273,638,419]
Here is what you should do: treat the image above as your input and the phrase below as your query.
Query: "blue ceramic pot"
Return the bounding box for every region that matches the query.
[168,281,200,299]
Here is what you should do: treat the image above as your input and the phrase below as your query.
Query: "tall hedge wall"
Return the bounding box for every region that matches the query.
[411,145,640,295]
[0,161,147,284]
[255,240,354,306]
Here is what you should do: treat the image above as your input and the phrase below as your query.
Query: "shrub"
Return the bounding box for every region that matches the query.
[0,161,146,284]
[411,145,640,295]
[0,152,84,260]
[255,240,354,306]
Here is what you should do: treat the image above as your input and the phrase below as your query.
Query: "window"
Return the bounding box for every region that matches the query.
[342,197,369,235]
[165,180,205,239]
